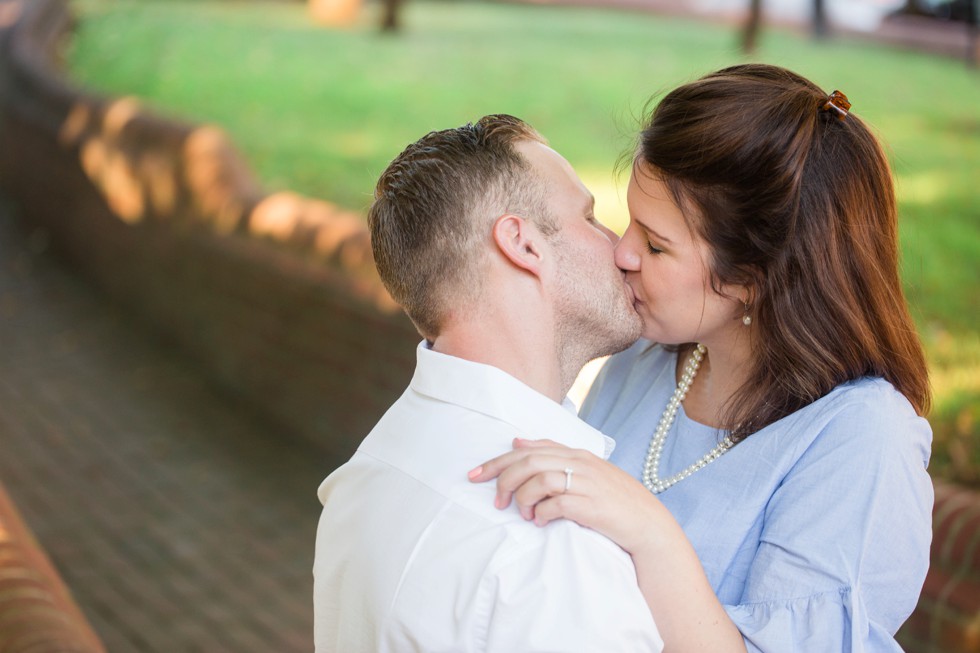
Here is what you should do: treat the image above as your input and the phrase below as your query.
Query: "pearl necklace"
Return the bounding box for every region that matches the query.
[642,344,734,494]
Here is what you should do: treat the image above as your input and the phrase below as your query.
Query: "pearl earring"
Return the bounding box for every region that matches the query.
[742,303,752,326]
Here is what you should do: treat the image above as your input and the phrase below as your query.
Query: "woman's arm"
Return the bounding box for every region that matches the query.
[469,438,747,653]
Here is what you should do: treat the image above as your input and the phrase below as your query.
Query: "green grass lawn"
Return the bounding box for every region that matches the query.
[68,0,980,485]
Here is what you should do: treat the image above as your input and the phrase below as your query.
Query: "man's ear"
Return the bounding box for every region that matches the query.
[492,214,545,278]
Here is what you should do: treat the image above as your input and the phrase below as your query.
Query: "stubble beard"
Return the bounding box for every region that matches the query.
[553,246,643,391]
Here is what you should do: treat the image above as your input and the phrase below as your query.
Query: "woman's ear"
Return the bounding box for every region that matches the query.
[740,287,754,308]
[492,214,545,277]
[743,268,764,307]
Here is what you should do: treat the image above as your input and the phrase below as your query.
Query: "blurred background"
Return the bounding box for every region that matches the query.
[64,0,979,490]
[0,0,977,650]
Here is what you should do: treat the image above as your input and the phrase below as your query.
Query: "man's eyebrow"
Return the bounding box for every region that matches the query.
[633,216,673,244]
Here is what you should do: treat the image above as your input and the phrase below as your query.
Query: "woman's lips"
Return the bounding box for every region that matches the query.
[625,280,639,305]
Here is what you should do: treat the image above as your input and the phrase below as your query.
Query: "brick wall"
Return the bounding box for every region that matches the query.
[898,481,980,653]
[0,480,106,652]
[0,0,420,459]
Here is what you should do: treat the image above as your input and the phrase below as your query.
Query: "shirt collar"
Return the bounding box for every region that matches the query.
[411,342,615,459]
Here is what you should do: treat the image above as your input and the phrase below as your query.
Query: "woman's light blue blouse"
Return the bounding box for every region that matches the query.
[580,341,933,653]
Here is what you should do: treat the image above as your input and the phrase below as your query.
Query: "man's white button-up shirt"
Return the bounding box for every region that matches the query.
[313,342,663,652]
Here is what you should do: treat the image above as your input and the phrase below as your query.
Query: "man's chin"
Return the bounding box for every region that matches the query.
[599,316,643,358]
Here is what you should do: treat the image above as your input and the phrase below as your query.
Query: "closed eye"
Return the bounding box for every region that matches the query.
[646,242,663,255]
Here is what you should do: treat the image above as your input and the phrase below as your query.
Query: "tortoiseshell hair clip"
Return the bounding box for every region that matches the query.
[821,90,852,121]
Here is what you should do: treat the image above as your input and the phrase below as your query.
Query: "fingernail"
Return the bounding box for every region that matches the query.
[467,466,482,480]
[494,495,502,510]
[513,437,523,445]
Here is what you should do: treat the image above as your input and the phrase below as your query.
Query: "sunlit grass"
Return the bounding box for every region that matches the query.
[67,0,980,485]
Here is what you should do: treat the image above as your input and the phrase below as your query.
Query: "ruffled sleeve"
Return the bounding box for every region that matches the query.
[727,588,903,652]
[722,380,933,652]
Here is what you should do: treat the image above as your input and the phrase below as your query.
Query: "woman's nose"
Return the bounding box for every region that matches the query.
[614,232,640,272]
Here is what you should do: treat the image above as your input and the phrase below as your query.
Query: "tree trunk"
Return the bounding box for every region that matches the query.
[380,0,403,32]
[969,0,979,67]
[897,0,929,17]
[812,0,828,39]
[742,0,763,53]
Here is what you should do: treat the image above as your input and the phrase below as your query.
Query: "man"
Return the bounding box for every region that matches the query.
[313,115,662,652]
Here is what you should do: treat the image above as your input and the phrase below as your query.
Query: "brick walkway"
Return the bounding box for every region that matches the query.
[0,196,347,651]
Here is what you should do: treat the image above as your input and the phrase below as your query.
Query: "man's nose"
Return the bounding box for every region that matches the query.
[595,221,620,245]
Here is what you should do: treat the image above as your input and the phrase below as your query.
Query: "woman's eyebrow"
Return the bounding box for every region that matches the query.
[633,216,673,244]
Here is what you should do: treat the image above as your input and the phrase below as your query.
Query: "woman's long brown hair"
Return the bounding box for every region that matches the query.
[638,64,930,441]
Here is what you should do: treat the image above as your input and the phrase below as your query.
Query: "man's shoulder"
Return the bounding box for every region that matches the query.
[487,513,636,574]
[321,439,633,571]
[386,491,641,611]
[385,501,660,652]
[318,380,636,572]
[316,423,659,652]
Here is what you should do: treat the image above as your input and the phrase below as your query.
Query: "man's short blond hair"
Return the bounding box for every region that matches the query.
[368,115,557,339]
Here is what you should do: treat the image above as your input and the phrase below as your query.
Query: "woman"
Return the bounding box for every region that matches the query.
[469,64,933,652]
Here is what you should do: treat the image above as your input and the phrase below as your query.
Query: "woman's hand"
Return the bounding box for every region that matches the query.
[468,438,665,556]
[470,438,747,652]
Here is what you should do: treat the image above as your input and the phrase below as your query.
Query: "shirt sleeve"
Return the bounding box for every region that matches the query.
[723,385,934,653]
[477,522,664,653]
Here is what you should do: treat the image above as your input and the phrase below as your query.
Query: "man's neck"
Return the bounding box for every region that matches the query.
[431,323,570,404]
